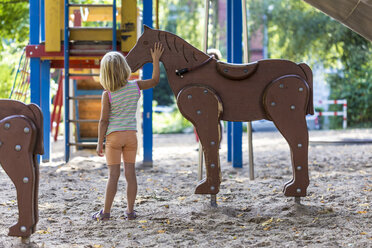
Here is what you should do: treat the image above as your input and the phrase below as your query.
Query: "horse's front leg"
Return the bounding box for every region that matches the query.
[0,116,38,237]
[177,85,223,194]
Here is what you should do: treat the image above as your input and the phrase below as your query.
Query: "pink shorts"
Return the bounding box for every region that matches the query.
[105,131,137,165]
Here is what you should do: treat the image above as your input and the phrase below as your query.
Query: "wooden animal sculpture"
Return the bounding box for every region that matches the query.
[0,99,43,238]
[126,26,313,198]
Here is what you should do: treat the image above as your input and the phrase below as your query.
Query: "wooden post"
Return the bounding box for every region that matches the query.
[242,0,254,180]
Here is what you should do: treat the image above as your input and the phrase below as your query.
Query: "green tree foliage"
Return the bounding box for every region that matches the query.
[0,0,29,51]
[153,63,175,106]
[0,0,29,98]
[153,109,193,134]
[327,30,372,127]
[248,0,372,127]
[152,0,205,106]
[0,59,14,98]
[159,0,204,49]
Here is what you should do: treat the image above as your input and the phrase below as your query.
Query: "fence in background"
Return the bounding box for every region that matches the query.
[315,99,347,129]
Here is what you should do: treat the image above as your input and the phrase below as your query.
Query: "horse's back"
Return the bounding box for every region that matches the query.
[0,100,44,155]
[208,59,310,122]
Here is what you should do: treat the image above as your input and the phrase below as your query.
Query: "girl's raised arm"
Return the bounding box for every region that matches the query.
[137,42,164,90]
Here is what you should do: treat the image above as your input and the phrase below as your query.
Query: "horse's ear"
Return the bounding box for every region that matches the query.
[144,25,153,31]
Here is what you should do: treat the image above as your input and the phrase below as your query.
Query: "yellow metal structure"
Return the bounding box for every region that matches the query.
[44,0,137,53]
[45,0,61,52]
[121,0,137,52]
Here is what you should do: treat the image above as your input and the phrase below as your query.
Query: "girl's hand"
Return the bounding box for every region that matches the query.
[96,143,104,157]
[151,42,164,62]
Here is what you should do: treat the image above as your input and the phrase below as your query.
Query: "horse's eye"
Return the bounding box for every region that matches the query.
[143,41,149,45]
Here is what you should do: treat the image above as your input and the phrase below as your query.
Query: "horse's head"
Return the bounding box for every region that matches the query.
[126,25,159,72]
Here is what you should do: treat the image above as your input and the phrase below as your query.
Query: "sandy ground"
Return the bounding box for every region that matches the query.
[0,128,371,247]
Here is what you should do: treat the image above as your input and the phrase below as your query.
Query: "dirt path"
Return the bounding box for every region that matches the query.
[1,129,371,247]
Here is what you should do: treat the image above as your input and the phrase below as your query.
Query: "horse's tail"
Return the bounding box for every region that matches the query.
[298,63,314,115]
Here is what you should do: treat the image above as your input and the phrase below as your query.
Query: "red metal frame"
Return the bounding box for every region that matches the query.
[25,44,128,69]
[51,71,63,141]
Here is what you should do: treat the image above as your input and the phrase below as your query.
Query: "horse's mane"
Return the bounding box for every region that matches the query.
[156,29,209,64]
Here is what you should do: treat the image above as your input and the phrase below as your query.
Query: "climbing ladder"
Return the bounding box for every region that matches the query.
[9,48,30,102]
[64,0,118,161]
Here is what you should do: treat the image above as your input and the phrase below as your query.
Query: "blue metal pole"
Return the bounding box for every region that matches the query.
[64,0,70,162]
[41,60,51,162]
[226,0,232,162]
[30,59,41,116]
[29,0,41,106]
[112,0,117,51]
[263,14,268,59]
[232,0,243,168]
[29,0,41,163]
[40,0,45,42]
[143,0,153,166]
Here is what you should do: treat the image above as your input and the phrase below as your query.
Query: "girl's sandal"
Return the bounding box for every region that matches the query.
[92,210,111,221]
[125,210,137,220]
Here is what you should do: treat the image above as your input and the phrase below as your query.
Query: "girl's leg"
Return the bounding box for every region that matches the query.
[124,162,137,213]
[103,132,123,214]
[103,164,120,214]
[122,131,138,214]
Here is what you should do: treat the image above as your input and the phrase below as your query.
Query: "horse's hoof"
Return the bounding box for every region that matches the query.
[194,178,220,194]
[283,182,308,197]
[283,179,294,192]
[8,223,32,237]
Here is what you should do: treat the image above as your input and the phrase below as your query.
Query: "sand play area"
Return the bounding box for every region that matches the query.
[0,128,371,247]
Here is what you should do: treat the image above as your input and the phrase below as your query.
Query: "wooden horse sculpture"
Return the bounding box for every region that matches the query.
[126,26,313,199]
[0,99,43,238]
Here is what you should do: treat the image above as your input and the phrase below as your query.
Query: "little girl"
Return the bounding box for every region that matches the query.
[92,43,164,220]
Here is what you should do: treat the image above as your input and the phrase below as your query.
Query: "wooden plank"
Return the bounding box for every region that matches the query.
[76,78,103,90]
[69,142,98,147]
[45,0,61,52]
[78,99,101,138]
[304,0,358,20]
[69,4,113,7]
[63,28,122,41]
[70,7,122,22]
[344,3,372,41]
[121,0,137,52]
[303,0,372,41]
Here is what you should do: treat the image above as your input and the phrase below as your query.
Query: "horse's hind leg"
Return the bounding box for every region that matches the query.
[177,86,223,194]
[0,116,37,237]
[264,76,310,197]
[32,154,39,233]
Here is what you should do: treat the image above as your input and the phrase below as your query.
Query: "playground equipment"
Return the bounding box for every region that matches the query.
[9,49,30,102]
[26,0,138,161]
[25,0,370,165]
[126,26,314,197]
[0,100,43,239]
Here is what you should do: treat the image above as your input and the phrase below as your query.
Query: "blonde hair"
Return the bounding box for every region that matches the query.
[100,51,132,92]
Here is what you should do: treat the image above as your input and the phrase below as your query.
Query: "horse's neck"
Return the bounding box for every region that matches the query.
[160,34,209,70]
[159,32,209,94]
[161,50,209,77]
